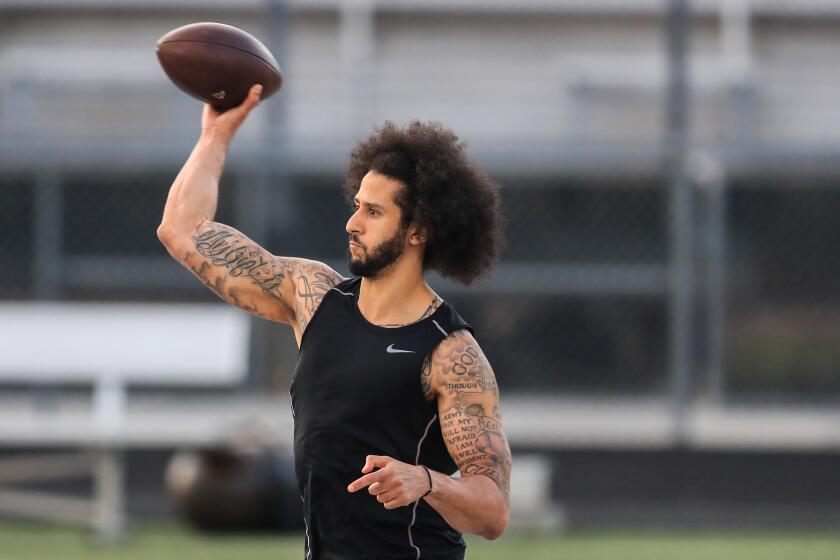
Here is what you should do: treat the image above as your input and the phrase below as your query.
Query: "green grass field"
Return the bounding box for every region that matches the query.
[0,522,839,560]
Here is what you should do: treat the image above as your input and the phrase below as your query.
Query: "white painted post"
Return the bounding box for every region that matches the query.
[93,371,126,540]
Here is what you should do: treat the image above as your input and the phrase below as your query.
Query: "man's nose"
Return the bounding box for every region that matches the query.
[346,210,362,235]
[345,215,354,235]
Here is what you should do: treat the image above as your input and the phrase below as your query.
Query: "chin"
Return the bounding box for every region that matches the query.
[347,257,366,277]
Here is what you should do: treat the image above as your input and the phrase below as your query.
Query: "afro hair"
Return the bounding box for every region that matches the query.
[344,120,504,285]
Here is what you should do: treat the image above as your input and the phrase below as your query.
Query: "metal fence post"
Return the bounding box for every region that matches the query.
[33,173,63,300]
[665,0,694,441]
[241,0,293,391]
[693,154,726,402]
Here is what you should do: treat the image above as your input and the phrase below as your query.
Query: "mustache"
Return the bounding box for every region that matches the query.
[349,235,365,249]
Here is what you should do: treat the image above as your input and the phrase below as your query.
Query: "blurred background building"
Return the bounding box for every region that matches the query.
[2,0,840,532]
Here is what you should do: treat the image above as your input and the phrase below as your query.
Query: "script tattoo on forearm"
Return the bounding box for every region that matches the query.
[435,332,511,497]
[193,221,289,293]
[183,221,293,319]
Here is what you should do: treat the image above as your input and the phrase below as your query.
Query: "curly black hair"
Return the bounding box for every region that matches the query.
[344,121,504,285]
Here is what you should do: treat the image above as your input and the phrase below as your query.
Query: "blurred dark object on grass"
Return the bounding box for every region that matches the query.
[166,446,302,533]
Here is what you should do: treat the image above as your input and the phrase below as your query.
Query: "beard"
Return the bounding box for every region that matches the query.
[348,224,407,278]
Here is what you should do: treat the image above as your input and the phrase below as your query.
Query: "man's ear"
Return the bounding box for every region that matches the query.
[409,224,430,246]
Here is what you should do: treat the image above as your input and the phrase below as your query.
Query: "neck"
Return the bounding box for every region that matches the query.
[357,257,437,327]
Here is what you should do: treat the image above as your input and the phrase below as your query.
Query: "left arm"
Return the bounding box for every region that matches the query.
[421,330,511,539]
[347,330,511,540]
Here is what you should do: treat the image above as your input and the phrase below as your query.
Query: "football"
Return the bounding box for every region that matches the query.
[156,22,283,110]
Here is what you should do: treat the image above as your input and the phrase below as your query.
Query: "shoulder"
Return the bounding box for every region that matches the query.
[422,329,493,401]
[283,258,347,293]
[285,258,345,283]
[284,259,348,335]
[429,301,472,339]
[433,328,478,358]
[432,329,487,379]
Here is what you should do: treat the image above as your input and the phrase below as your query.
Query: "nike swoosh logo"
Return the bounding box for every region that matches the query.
[386,344,415,354]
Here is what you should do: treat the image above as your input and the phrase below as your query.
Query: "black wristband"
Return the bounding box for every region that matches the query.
[420,465,433,498]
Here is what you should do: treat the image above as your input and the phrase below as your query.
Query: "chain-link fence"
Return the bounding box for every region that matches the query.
[3,1,840,406]
[6,165,840,401]
[726,182,840,398]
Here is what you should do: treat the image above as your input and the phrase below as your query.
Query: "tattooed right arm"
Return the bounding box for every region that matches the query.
[157,100,343,341]
[161,219,343,338]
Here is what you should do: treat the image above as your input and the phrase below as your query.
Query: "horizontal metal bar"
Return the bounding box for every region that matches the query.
[0,137,666,177]
[63,256,198,289]
[2,395,840,452]
[0,452,94,484]
[0,488,95,526]
[6,135,840,180]
[2,0,840,18]
[502,396,840,451]
[427,262,668,296]
[63,257,668,296]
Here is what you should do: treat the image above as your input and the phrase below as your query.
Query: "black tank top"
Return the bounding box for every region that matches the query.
[290,277,471,560]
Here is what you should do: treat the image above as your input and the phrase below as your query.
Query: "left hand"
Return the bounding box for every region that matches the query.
[347,455,431,510]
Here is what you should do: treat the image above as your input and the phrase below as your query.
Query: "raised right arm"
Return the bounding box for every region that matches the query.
[157,85,343,340]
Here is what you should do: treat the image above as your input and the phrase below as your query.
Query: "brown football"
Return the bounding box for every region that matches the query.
[156,22,282,110]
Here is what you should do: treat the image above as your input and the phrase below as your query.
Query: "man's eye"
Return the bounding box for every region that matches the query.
[368,208,377,216]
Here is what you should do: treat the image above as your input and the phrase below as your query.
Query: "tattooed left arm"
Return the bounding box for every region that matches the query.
[345,331,511,539]
[420,330,512,540]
